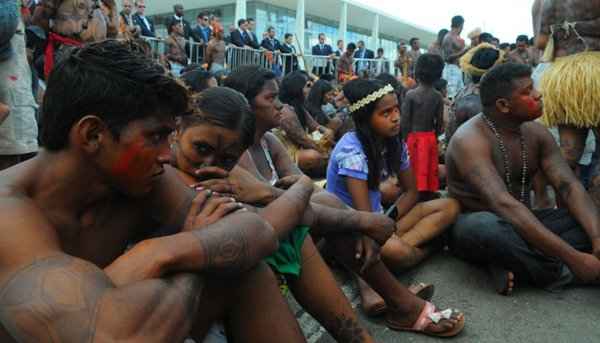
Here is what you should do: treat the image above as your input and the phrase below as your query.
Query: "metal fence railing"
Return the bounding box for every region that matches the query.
[141,36,403,79]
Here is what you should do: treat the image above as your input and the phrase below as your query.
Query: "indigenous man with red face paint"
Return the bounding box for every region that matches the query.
[446,63,600,296]
[0,40,314,342]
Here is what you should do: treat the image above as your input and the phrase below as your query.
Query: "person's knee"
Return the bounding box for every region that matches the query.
[298,149,326,170]
[311,191,347,209]
[441,198,461,221]
[452,211,499,243]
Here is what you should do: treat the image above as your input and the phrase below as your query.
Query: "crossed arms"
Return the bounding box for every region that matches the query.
[0,167,317,342]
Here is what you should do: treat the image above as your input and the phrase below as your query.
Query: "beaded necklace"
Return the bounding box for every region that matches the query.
[482,114,529,204]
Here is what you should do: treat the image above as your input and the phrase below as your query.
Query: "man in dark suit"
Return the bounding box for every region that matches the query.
[165,4,191,39]
[229,19,248,48]
[190,12,212,62]
[261,26,282,76]
[260,26,281,51]
[245,18,261,50]
[280,33,299,75]
[132,0,155,37]
[354,40,374,75]
[311,33,333,76]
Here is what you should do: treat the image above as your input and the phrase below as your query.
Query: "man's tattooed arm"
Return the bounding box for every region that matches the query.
[257,175,314,239]
[0,254,203,343]
[452,130,581,264]
[538,124,600,242]
[105,211,279,285]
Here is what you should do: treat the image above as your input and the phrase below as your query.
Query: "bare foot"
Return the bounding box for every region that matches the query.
[489,265,514,296]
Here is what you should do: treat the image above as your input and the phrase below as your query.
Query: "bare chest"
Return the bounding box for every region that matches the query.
[488,132,540,198]
[52,203,145,268]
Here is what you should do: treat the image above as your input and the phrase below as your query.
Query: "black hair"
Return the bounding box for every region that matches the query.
[280,71,310,129]
[247,18,255,23]
[409,37,419,46]
[224,65,276,108]
[516,35,529,43]
[284,33,293,39]
[168,20,182,33]
[197,12,208,19]
[479,63,532,108]
[181,70,215,93]
[451,15,464,28]
[492,37,500,45]
[181,87,255,149]
[267,26,275,32]
[337,39,344,45]
[499,43,510,50]
[470,47,501,83]
[415,53,444,85]
[479,32,494,43]
[529,37,535,46]
[375,73,404,106]
[306,79,334,125]
[320,73,335,82]
[347,42,357,51]
[433,78,448,93]
[377,48,384,53]
[510,43,517,50]
[237,19,246,27]
[318,33,325,39]
[41,40,188,151]
[437,29,449,46]
[343,79,403,189]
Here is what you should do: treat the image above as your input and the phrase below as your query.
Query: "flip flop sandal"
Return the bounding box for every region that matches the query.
[386,301,465,337]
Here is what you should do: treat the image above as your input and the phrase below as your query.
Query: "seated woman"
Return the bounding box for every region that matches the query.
[326,79,461,322]
[306,79,353,140]
[222,66,464,337]
[170,86,376,342]
[275,71,335,177]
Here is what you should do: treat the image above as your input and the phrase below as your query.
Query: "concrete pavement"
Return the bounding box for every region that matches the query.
[289,251,600,343]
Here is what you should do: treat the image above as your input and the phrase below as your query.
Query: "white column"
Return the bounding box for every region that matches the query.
[338,1,348,44]
[235,0,247,24]
[295,0,306,69]
[371,14,380,51]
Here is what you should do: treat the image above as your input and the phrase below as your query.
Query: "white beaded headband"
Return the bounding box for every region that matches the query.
[349,84,395,114]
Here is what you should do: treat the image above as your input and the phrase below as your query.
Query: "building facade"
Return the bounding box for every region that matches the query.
[147,0,435,61]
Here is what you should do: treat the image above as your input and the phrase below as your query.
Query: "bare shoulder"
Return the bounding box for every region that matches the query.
[449,115,488,148]
[0,187,61,258]
[264,131,286,151]
[522,121,554,140]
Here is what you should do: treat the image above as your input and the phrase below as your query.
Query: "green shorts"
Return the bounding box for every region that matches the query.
[264,226,310,278]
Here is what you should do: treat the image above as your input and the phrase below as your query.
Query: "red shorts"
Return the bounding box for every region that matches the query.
[406,131,439,192]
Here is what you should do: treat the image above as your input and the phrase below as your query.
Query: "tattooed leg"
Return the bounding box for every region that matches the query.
[287,236,372,343]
